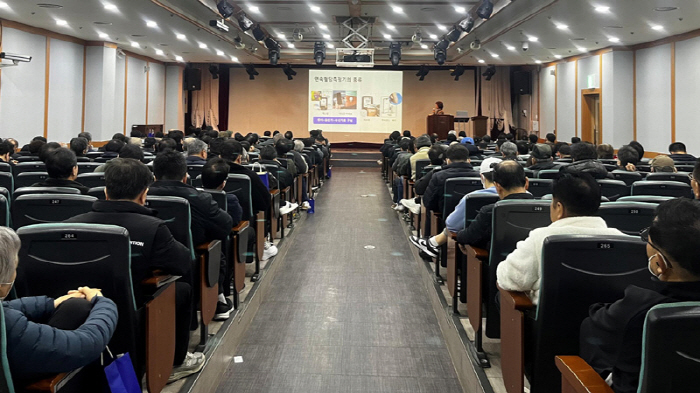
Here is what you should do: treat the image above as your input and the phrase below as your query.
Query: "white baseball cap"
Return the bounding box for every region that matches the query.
[479,157,502,175]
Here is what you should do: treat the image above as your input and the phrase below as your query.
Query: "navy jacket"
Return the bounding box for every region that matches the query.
[455,193,534,248]
[4,296,117,380]
[185,156,207,166]
[226,193,243,227]
[227,162,271,216]
[423,162,479,213]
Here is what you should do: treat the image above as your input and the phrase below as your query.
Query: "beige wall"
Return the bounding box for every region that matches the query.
[228,68,476,143]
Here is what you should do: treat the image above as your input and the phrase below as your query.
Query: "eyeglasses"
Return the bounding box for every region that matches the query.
[640,227,673,268]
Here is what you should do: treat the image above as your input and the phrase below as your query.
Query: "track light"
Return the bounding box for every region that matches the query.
[451,65,465,81]
[416,65,429,81]
[314,41,326,66]
[389,42,401,66]
[237,13,254,31]
[446,26,462,42]
[209,64,219,80]
[233,35,245,49]
[434,40,449,65]
[283,64,297,80]
[252,24,266,42]
[477,0,494,19]
[458,15,475,33]
[292,29,303,42]
[217,0,235,19]
[482,65,496,81]
[245,64,258,80]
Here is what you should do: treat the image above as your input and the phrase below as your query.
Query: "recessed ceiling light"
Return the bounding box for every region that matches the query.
[429,33,438,39]
[506,45,516,51]
[56,19,68,26]
[98,32,108,39]
[383,34,392,39]
[420,44,428,49]
[327,43,335,49]
[104,3,117,11]
[146,21,157,28]
[0,2,9,7]
[528,36,538,42]
[318,23,328,30]
[309,5,321,13]
[454,6,466,13]
[199,43,207,49]
[176,33,186,40]
[554,54,562,59]
[535,60,542,64]
[216,49,224,56]
[608,37,620,43]
[277,33,285,39]
[491,53,499,58]
[287,43,295,48]
[651,25,664,31]
[386,23,396,31]
[175,55,184,62]
[595,6,610,13]
[392,6,403,13]
[654,6,678,12]
[231,55,239,62]
[323,33,331,39]
[556,23,568,30]
[577,46,587,52]
[437,24,447,31]
[249,5,260,13]
[131,42,139,47]
[478,59,485,63]
[155,49,164,55]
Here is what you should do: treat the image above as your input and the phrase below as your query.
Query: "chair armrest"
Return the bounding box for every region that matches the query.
[23,372,69,392]
[270,189,280,196]
[498,284,534,393]
[499,285,535,311]
[555,356,614,393]
[142,274,179,289]
[468,246,489,260]
[232,220,250,234]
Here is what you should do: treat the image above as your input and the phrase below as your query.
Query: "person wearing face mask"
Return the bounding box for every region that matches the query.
[0,227,118,382]
[579,198,700,393]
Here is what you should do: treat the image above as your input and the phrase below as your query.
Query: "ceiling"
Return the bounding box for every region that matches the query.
[0,0,698,66]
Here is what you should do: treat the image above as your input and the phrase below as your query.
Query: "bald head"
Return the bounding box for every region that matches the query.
[493,160,527,191]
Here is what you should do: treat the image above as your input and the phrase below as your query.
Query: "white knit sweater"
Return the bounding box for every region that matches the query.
[496,216,624,304]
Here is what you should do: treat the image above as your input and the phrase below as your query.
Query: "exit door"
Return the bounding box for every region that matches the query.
[582,89,601,144]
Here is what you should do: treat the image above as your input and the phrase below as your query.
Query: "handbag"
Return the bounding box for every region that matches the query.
[103,347,141,393]
[251,162,270,189]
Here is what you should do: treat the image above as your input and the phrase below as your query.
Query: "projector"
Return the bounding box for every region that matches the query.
[209,19,229,33]
[335,48,375,68]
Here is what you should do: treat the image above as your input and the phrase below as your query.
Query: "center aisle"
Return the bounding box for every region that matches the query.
[216,167,462,393]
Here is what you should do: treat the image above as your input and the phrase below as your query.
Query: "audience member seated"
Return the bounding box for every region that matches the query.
[156,138,177,154]
[515,141,529,157]
[597,143,614,159]
[111,133,129,145]
[649,155,677,173]
[560,142,609,179]
[31,148,89,194]
[571,137,581,144]
[276,138,306,177]
[101,139,125,160]
[496,172,623,304]
[259,145,295,191]
[527,144,556,170]
[617,145,640,172]
[95,144,144,172]
[77,132,95,152]
[628,141,645,161]
[0,140,13,163]
[66,158,203,381]
[185,139,208,165]
[27,139,45,158]
[500,141,518,160]
[69,137,88,158]
[0,227,117,382]
[668,142,696,162]
[580,198,700,393]
[399,144,447,214]
[422,144,479,214]
[38,142,61,162]
[167,130,185,152]
[557,144,572,159]
[201,158,242,227]
[410,156,500,257]
[391,139,413,211]
[143,137,157,154]
[545,132,557,146]
[528,134,538,151]
[410,135,432,180]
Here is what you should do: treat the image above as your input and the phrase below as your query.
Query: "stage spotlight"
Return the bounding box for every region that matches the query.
[482,65,496,81]
[217,0,235,19]
[209,64,219,80]
[236,13,254,31]
[245,64,258,80]
[292,29,303,42]
[458,15,474,33]
[434,40,449,65]
[477,0,494,19]
[264,36,279,50]
[252,24,266,42]
[451,65,465,81]
[416,65,429,81]
[446,26,462,42]
[314,41,326,66]
[283,63,297,80]
[389,42,401,66]
[233,35,245,49]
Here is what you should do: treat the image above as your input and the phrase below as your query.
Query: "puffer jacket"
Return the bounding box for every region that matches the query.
[559,159,610,179]
[392,152,412,177]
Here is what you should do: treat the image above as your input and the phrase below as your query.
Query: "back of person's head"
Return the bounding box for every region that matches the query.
[445,144,470,162]
[293,140,304,152]
[493,160,526,190]
[504,133,515,141]
[546,133,556,143]
[105,139,125,153]
[260,145,277,160]
[389,131,401,141]
[119,144,144,161]
[39,142,61,162]
[435,101,443,110]
[628,141,645,159]
[112,133,128,143]
[246,133,259,146]
[153,150,187,181]
[130,129,144,138]
[220,139,243,162]
[185,138,207,156]
[483,135,491,143]
[528,134,538,144]
[447,133,458,143]
[308,130,318,138]
[458,131,467,138]
[571,137,581,144]
[32,136,47,143]
[240,140,251,153]
[650,155,676,173]
[0,226,20,282]
[403,130,412,138]
[570,142,597,161]
[516,141,529,155]
[69,137,88,157]
[78,132,92,143]
[428,144,447,165]
[143,137,157,149]
[531,144,552,161]
[669,142,687,154]
[558,144,572,157]
[154,131,165,138]
[167,130,184,143]
[275,138,294,156]
[302,137,315,148]
[314,135,325,144]
[201,158,230,189]
[618,145,640,167]
[284,131,293,140]
[45,147,77,179]
[263,130,271,137]
[104,158,153,200]
[155,138,176,153]
[552,172,601,216]
[596,143,614,159]
[415,135,432,149]
[500,141,518,158]
[398,138,411,151]
[649,198,700,276]
[0,140,13,157]
[233,132,244,141]
[28,140,45,156]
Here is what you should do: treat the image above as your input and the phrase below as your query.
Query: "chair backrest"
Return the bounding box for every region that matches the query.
[531,235,652,393]
[599,159,617,166]
[12,186,81,198]
[414,159,431,181]
[86,151,103,160]
[522,168,535,179]
[0,304,15,393]
[537,169,560,179]
[598,202,656,236]
[75,156,91,162]
[77,162,101,174]
[12,194,96,229]
[76,172,106,189]
[612,170,644,186]
[15,223,138,361]
[0,195,8,228]
[443,177,483,216]
[617,195,675,204]
[87,186,106,200]
[145,196,195,260]
[223,174,253,221]
[638,302,700,393]
[15,156,40,162]
[187,165,203,187]
[0,174,11,197]
[93,156,112,163]
[644,172,691,185]
[14,172,48,189]
[631,180,693,198]
[200,189,227,211]
[597,179,630,201]
[12,162,46,177]
[0,163,10,173]
[527,178,553,198]
[675,164,695,173]
[0,188,8,203]
[463,193,499,223]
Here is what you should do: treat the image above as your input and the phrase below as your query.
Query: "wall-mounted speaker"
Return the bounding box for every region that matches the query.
[184,68,201,91]
[512,71,532,95]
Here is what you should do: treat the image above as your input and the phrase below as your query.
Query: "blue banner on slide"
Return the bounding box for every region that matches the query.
[313,117,358,125]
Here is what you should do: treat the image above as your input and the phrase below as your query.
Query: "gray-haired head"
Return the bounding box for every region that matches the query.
[501,141,518,158]
[293,140,304,153]
[185,138,208,156]
[0,227,20,283]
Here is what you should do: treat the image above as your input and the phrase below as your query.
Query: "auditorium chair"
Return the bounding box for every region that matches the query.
[555,158,573,164]
[187,165,203,187]
[596,179,629,201]
[526,179,553,198]
[536,169,560,179]
[598,202,656,235]
[522,168,535,179]
[14,173,48,190]
[599,159,617,166]
[12,162,46,177]
[612,170,644,186]
[75,156,90,163]
[499,235,652,393]
[93,156,112,163]
[675,164,695,173]
[0,187,8,202]
[262,164,291,239]
[631,180,693,198]
[0,163,10,173]
[464,193,500,223]
[77,162,100,174]
[0,173,11,198]
[414,159,431,181]
[76,173,106,189]
[12,194,96,230]
[15,156,41,163]
[15,223,177,393]
[617,195,675,204]
[87,186,106,200]
[86,152,102,160]
[144,196,220,351]
[225,174,264,282]
[555,301,700,393]
[248,152,260,163]
[12,187,81,198]
[644,172,691,184]
[0,195,7,227]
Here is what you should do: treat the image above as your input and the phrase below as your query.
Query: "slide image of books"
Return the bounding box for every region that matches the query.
[311,91,323,101]
[332,90,357,110]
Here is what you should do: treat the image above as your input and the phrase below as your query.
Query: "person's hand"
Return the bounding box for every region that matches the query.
[54,291,86,308]
[458,244,469,254]
[77,286,103,302]
[625,163,637,172]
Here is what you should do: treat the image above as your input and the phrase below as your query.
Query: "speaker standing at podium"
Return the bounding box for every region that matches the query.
[431,101,444,116]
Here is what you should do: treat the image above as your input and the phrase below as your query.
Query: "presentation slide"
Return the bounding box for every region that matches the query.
[308,70,403,133]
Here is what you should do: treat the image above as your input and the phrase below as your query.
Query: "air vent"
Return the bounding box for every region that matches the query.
[277,6,292,11]
[159,43,168,46]
[37,4,63,8]
[604,26,623,29]
[421,7,436,12]
[131,34,146,37]
[654,6,678,11]
[94,22,113,25]
[570,38,586,41]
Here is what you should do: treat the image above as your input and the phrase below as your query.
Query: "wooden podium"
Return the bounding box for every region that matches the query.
[427,115,455,140]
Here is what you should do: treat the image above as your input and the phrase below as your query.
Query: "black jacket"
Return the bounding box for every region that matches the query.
[669,153,696,162]
[423,162,479,213]
[185,156,207,165]
[31,178,89,194]
[415,165,440,196]
[148,180,232,246]
[455,193,534,248]
[226,193,242,227]
[259,159,294,190]
[288,151,308,174]
[529,161,556,171]
[66,200,191,302]
[560,159,610,179]
[227,162,271,215]
[580,280,700,393]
